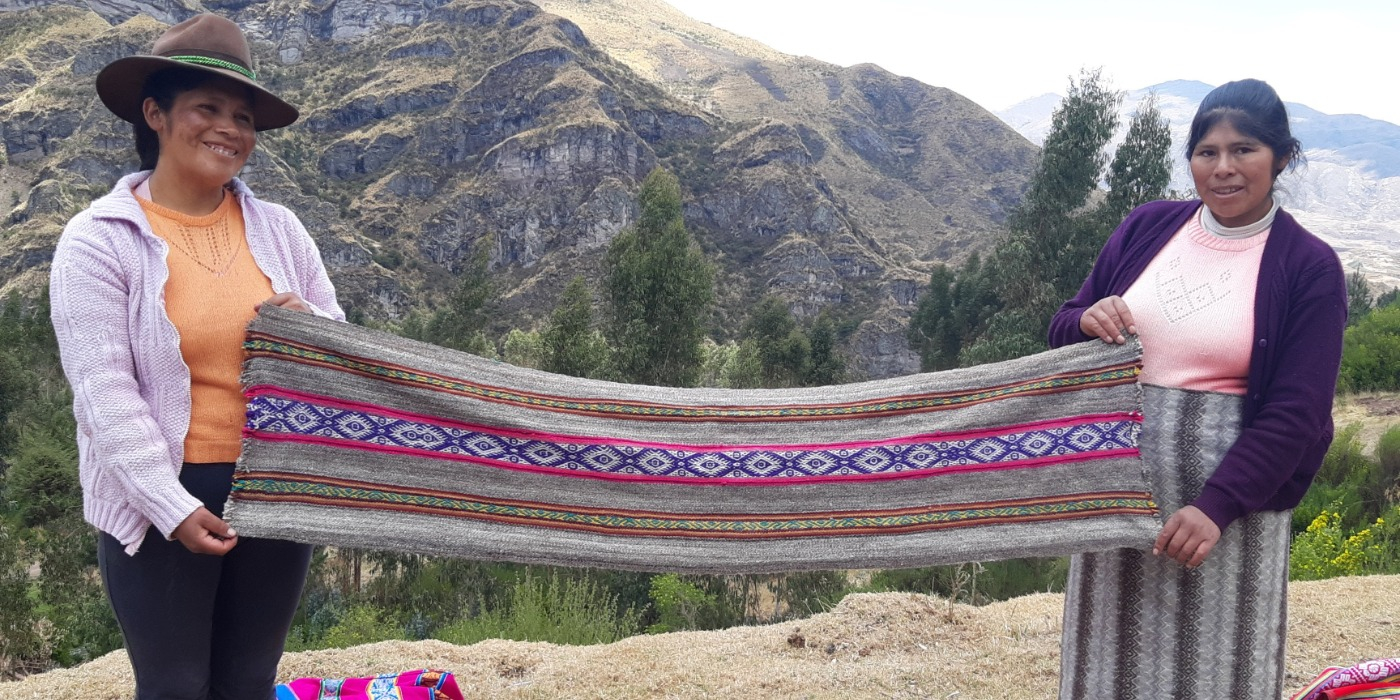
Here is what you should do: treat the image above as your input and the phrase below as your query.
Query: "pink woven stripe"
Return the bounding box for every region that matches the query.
[242,428,1141,486]
[245,384,1141,453]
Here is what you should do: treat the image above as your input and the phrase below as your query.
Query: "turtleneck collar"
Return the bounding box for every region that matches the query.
[1200,198,1279,240]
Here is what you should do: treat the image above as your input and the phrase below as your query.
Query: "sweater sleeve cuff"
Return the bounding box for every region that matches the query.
[1049,308,1094,348]
[146,486,205,540]
[1190,485,1246,533]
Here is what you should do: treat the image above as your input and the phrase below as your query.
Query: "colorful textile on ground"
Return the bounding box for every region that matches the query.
[1061,386,1289,700]
[1293,659,1400,700]
[1320,684,1400,700]
[228,306,1158,573]
[275,669,463,700]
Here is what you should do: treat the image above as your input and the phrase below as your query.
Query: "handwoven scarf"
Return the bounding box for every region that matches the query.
[227,306,1157,573]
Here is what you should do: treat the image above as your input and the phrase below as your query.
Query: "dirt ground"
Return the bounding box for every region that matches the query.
[3,575,1396,700]
[1334,392,1400,453]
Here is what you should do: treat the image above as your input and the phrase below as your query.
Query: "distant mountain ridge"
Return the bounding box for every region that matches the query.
[997,80,1400,289]
[1000,79,1400,178]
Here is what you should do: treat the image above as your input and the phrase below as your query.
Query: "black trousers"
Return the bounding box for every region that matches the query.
[98,464,311,700]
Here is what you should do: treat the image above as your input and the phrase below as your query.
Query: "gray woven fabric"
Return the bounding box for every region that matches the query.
[1059,385,1290,700]
[227,307,1160,574]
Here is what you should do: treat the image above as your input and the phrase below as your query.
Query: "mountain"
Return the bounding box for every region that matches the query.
[0,0,1039,378]
[536,0,1036,259]
[997,80,1400,290]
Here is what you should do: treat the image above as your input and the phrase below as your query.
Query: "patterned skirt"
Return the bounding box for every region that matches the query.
[1059,386,1291,700]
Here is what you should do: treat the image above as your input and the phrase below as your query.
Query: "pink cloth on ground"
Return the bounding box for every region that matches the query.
[1292,659,1400,700]
[276,669,463,700]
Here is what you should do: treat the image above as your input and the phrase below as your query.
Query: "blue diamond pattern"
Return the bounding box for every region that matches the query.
[247,396,1139,479]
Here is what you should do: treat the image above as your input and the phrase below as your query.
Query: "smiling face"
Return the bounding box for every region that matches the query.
[1189,119,1287,228]
[143,79,256,192]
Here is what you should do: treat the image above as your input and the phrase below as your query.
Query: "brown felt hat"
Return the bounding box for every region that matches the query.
[96,13,297,131]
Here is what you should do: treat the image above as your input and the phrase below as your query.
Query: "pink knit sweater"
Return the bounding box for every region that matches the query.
[50,173,344,554]
[1122,209,1269,394]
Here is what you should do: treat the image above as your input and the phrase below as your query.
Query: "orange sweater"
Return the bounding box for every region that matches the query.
[138,190,273,462]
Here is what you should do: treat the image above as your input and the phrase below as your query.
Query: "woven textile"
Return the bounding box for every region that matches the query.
[1060,386,1290,700]
[227,306,1158,573]
[276,669,463,700]
[1294,660,1400,700]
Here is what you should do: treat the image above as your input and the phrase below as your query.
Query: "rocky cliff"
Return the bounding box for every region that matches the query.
[0,0,1037,377]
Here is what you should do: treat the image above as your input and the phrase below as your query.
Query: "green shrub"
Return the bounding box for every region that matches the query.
[646,573,719,633]
[1315,423,1371,488]
[28,516,121,667]
[4,431,79,528]
[1294,480,1368,535]
[360,555,515,631]
[1339,305,1400,392]
[869,557,1069,605]
[1290,504,1389,581]
[284,584,348,652]
[501,329,543,369]
[437,572,640,646]
[0,521,43,678]
[1375,505,1400,574]
[720,340,763,389]
[771,571,849,619]
[1376,425,1400,502]
[319,604,406,650]
[372,248,403,270]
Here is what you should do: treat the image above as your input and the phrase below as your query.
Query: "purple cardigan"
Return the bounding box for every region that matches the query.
[1048,199,1346,531]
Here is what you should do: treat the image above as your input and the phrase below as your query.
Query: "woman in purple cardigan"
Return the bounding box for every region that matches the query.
[1049,80,1346,699]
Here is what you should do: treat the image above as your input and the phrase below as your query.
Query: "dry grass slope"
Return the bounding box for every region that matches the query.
[4,575,1396,699]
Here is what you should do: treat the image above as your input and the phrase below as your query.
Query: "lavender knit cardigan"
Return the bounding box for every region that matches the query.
[1049,199,1347,531]
[50,173,344,554]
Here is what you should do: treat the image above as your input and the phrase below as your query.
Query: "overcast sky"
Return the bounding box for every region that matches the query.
[664,0,1400,125]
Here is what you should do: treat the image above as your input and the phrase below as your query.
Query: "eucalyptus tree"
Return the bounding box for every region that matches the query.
[910,70,1173,368]
[604,168,715,387]
[542,275,608,378]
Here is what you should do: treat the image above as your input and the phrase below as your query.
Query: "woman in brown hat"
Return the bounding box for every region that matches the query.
[49,13,342,697]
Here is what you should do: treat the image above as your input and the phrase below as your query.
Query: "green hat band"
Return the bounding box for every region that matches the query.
[168,54,256,81]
